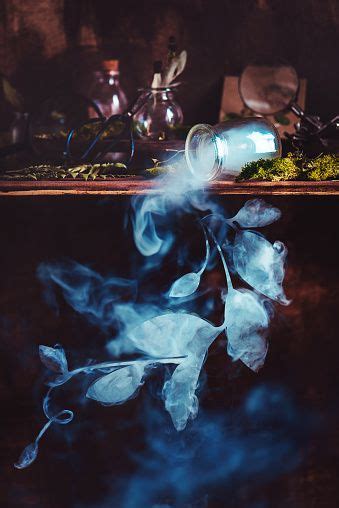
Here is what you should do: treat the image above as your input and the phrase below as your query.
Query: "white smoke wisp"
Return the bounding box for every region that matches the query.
[15,160,290,469]
[130,155,220,258]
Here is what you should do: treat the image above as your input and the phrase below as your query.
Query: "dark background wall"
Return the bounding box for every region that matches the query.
[0,0,339,126]
[1,195,339,507]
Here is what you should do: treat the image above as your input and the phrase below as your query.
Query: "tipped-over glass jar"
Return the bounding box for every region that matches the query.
[134,86,183,141]
[185,117,281,180]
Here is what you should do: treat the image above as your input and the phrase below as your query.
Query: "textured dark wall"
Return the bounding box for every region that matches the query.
[1,0,339,125]
[0,195,338,506]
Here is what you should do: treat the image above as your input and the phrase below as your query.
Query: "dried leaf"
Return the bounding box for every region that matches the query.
[175,50,187,78]
[162,50,187,85]
[89,166,100,180]
[2,77,24,111]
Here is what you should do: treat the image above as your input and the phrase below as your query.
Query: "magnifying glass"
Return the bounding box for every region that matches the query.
[239,64,323,132]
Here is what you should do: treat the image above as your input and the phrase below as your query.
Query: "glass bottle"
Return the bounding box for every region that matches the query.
[89,59,128,118]
[134,86,183,141]
[10,112,29,144]
[185,117,281,181]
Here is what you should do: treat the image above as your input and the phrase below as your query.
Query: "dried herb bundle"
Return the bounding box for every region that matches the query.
[1,162,129,181]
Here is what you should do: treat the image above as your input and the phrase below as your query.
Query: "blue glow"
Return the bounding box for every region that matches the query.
[15,167,290,477]
[247,131,276,153]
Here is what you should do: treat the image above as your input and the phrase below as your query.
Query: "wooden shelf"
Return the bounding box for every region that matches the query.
[0,178,338,196]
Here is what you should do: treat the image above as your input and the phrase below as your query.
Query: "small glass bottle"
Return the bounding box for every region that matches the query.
[89,59,128,118]
[185,117,281,181]
[134,86,183,141]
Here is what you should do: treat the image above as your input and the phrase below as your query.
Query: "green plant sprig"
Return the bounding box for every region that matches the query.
[1,163,130,181]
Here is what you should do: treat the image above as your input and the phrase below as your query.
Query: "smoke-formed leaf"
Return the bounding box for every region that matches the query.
[233,231,289,304]
[169,272,201,298]
[39,345,68,374]
[127,313,217,357]
[231,199,281,228]
[225,289,269,372]
[14,408,73,470]
[127,313,219,430]
[169,229,209,298]
[86,364,145,405]
[162,323,219,430]
[14,443,38,469]
[163,354,203,431]
[228,332,268,372]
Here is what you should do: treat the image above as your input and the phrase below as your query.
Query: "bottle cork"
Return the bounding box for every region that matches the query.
[102,60,119,73]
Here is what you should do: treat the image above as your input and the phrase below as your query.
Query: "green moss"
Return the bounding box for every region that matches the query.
[236,153,339,182]
[144,165,173,177]
[237,153,301,181]
[305,154,339,181]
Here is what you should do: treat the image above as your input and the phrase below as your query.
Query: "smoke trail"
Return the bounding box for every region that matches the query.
[37,260,137,331]
[86,384,311,508]
[15,161,291,472]
[130,166,222,259]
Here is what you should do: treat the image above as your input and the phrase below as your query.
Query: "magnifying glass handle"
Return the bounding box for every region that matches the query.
[290,102,323,130]
[309,115,339,136]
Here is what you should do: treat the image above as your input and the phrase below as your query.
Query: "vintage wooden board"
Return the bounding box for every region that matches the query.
[0,178,338,196]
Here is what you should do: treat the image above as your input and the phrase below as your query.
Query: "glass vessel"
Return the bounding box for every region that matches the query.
[185,117,281,181]
[10,112,29,144]
[89,59,128,118]
[134,87,183,141]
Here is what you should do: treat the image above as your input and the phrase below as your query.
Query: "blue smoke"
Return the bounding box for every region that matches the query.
[87,384,310,508]
[37,261,137,331]
[130,172,223,259]
[15,167,296,495]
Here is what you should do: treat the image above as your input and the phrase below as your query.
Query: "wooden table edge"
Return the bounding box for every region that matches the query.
[0,178,338,196]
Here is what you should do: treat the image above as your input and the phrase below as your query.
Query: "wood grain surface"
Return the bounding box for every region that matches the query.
[0,178,338,196]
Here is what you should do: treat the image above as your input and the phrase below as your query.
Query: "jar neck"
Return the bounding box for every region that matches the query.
[150,89,174,100]
[185,123,226,181]
[94,70,120,85]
